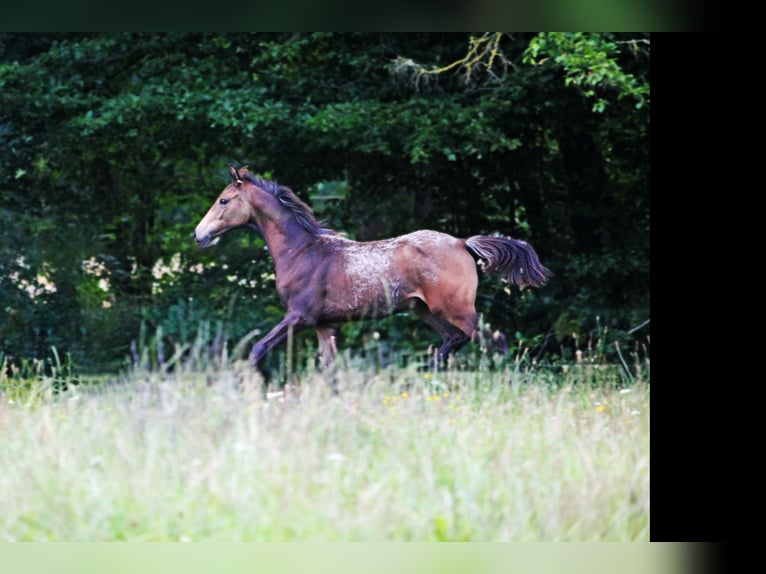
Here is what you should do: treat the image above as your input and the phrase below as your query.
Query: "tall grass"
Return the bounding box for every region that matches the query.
[1,350,648,541]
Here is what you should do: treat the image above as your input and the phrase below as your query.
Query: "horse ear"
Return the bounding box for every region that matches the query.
[229,164,242,185]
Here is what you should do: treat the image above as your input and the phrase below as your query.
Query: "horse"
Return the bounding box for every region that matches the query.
[194,164,551,371]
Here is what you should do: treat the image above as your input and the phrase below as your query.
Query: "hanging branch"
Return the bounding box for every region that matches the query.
[392,32,512,89]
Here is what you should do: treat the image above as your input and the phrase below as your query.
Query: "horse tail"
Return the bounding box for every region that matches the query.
[464,235,552,288]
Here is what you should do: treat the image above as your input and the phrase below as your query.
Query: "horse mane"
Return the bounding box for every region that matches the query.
[240,171,327,235]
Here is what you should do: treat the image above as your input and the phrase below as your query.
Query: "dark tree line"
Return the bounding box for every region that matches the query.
[0,33,650,371]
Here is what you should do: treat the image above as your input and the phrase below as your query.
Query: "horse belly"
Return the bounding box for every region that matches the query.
[319,241,409,319]
[323,274,406,320]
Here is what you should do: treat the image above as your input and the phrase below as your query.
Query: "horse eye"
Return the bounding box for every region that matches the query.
[219,198,229,205]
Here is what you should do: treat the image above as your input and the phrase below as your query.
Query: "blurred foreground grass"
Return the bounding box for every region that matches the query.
[1,361,648,541]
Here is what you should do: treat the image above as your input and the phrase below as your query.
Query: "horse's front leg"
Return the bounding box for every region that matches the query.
[316,326,340,394]
[249,311,311,367]
[316,327,338,370]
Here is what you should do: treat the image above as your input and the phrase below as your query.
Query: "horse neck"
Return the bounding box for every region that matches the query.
[247,188,315,266]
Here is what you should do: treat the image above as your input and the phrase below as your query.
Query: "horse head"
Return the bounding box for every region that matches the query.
[194,164,254,248]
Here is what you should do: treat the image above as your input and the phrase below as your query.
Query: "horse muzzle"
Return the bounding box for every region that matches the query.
[194,221,218,248]
[195,233,210,248]
[194,232,219,248]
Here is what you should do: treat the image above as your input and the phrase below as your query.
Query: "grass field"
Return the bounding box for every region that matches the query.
[1,357,649,541]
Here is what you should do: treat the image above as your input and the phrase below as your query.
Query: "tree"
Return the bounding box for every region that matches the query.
[1,33,649,369]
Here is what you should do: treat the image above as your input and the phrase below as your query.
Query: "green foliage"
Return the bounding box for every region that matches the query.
[524,32,650,112]
[1,33,649,372]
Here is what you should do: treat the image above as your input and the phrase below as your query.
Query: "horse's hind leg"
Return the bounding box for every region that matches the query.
[412,300,476,367]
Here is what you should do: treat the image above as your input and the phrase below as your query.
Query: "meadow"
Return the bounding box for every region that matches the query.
[1,351,649,542]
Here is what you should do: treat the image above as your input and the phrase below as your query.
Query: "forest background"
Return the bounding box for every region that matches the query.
[0,32,650,374]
